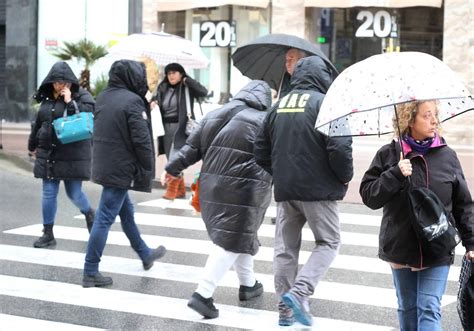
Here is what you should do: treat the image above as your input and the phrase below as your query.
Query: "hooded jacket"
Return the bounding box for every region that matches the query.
[92,60,155,192]
[254,56,353,202]
[360,137,473,268]
[155,66,208,155]
[165,80,273,255]
[28,61,95,180]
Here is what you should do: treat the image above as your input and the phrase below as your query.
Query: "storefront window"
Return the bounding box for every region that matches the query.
[158,6,269,104]
[307,6,443,73]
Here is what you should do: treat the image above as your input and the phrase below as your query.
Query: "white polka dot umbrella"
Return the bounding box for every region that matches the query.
[107,32,210,69]
[315,52,473,137]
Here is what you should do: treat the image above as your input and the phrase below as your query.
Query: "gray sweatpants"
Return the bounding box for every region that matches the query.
[274,200,341,309]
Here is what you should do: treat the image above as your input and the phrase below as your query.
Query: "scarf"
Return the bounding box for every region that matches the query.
[403,134,435,155]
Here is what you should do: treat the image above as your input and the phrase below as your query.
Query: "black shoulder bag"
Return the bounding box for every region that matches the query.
[407,180,460,256]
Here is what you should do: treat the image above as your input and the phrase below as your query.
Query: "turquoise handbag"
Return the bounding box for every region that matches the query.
[53,101,93,144]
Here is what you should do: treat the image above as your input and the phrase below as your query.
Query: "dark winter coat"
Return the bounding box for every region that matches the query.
[254,56,353,202]
[166,80,273,255]
[92,60,155,193]
[28,61,94,180]
[360,138,474,268]
[155,74,208,155]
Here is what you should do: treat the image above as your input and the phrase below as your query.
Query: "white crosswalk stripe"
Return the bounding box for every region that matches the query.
[1,198,464,330]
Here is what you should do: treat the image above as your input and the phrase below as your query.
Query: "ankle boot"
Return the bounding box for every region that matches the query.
[84,208,95,233]
[162,177,179,200]
[33,224,56,248]
[176,177,186,199]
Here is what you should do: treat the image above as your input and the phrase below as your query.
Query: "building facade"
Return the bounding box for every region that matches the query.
[1,0,472,121]
[143,0,473,104]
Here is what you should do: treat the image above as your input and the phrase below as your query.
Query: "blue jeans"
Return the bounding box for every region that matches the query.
[83,186,152,276]
[42,179,91,225]
[391,265,450,331]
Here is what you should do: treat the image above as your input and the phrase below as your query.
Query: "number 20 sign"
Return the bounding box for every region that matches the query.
[200,21,236,47]
[356,10,398,38]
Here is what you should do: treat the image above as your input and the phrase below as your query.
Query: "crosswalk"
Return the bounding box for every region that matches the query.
[0,197,464,330]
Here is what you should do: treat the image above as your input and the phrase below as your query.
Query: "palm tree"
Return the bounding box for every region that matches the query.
[53,39,108,91]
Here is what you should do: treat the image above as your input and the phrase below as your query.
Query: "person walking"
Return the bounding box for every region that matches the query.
[153,62,208,200]
[164,80,273,319]
[28,61,96,248]
[82,60,166,288]
[254,56,353,327]
[359,100,473,331]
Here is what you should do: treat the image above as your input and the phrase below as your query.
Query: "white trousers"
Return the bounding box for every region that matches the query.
[196,244,256,298]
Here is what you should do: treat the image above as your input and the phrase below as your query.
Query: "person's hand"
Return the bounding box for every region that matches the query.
[60,84,72,103]
[398,152,412,177]
[466,251,474,260]
[150,101,157,109]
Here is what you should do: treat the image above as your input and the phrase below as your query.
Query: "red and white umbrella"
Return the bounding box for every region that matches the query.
[107,32,210,69]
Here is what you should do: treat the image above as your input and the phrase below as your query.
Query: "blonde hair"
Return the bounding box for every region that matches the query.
[393,100,442,137]
[140,56,159,93]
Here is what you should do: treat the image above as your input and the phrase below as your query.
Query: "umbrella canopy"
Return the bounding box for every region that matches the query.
[231,33,338,90]
[315,52,474,136]
[107,32,210,69]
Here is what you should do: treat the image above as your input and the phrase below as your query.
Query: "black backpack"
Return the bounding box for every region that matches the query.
[407,185,460,256]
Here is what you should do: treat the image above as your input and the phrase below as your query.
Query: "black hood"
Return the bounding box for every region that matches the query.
[34,61,79,102]
[233,80,272,111]
[108,60,149,97]
[290,56,334,94]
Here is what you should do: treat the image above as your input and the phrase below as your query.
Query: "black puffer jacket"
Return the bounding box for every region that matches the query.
[92,60,155,192]
[254,56,353,202]
[28,61,94,180]
[360,139,473,268]
[166,80,273,255]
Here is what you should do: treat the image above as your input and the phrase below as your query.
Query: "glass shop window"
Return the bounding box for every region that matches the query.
[307,6,443,73]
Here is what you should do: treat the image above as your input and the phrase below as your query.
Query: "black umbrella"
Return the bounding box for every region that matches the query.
[231,33,338,91]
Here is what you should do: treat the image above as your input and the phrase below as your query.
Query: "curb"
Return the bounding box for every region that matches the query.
[0,151,34,173]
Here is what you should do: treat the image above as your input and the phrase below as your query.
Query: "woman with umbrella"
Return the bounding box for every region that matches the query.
[152,63,208,200]
[359,100,474,330]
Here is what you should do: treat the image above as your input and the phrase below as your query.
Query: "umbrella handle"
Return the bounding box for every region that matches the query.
[394,105,405,156]
[276,71,286,100]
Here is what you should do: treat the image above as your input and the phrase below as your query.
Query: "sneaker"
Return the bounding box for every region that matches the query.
[239,280,263,301]
[143,245,167,270]
[187,292,219,319]
[278,308,295,327]
[281,292,313,326]
[82,272,113,288]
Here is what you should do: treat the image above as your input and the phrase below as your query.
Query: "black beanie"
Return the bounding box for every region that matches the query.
[164,63,186,75]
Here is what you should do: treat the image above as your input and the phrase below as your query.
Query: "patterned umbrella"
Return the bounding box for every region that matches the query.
[107,32,210,69]
[315,52,474,136]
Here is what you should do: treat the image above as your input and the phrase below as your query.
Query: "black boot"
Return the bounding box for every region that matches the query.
[33,224,56,248]
[84,208,95,233]
[82,272,113,288]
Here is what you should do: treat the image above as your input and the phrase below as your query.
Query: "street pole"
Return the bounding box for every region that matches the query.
[0,119,4,149]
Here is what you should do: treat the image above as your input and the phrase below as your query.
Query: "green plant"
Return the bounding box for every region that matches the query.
[53,39,108,92]
[91,74,109,98]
